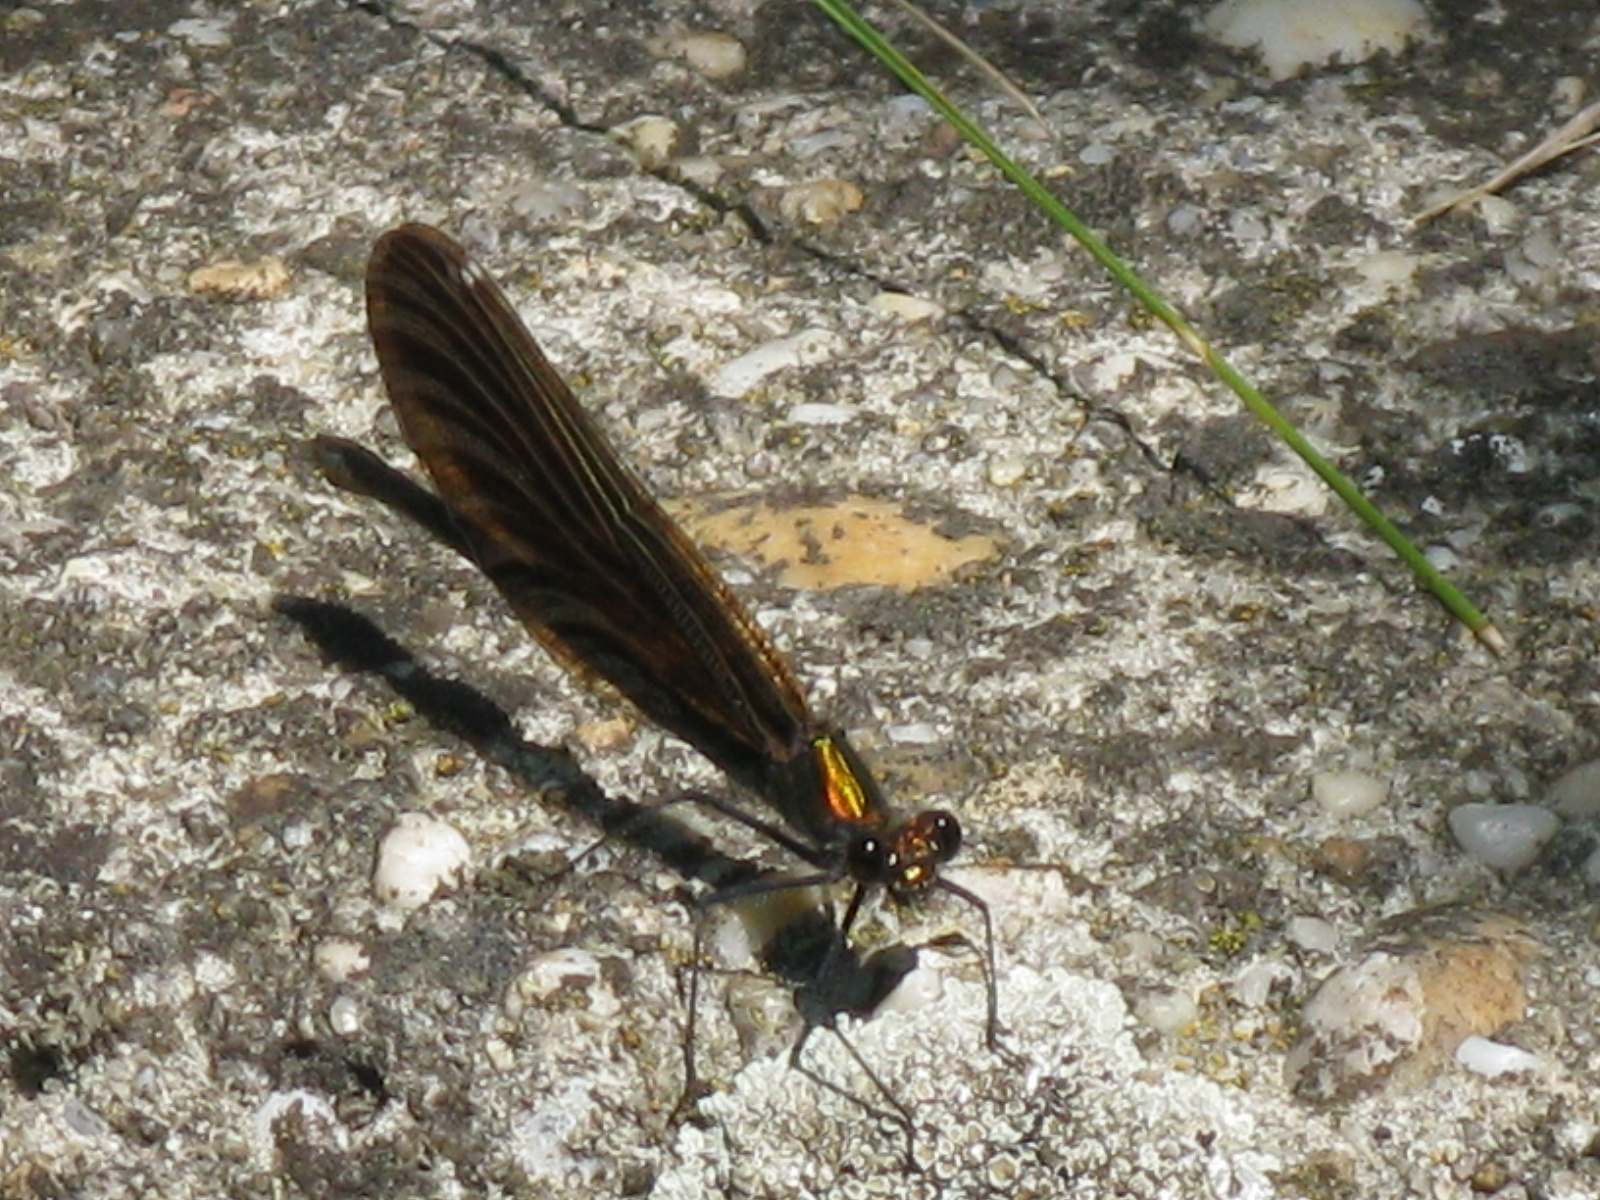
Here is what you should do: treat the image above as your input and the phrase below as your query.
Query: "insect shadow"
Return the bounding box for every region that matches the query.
[273,595,923,1149]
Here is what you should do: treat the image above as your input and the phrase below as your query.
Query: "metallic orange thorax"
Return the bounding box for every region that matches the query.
[814,735,877,827]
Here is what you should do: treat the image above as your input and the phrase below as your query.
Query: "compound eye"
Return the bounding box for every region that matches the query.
[919,810,963,862]
[846,833,896,883]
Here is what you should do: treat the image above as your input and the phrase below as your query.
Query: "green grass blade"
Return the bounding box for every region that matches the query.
[812,0,1503,653]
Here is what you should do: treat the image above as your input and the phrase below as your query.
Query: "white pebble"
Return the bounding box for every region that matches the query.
[885,722,940,745]
[869,291,942,323]
[313,938,371,982]
[373,812,472,910]
[652,32,746,80]
[328,995,363,1037]
[1228,210,1268,245]
[1133,987,1198,1036]
[1423,543,1460,571]
[1474,194,1521,235]
[671,156,725,187]
[1447,803,1560,871]
[1232,959,1294,1008]
[986,454,1029,488]
[524,947,602,998]
[884,94,930,122]
[786,402,855,426]
[610,115,679,170]
[1549,759,1600,818]
[1455,1035,1540,1078]
[710,328,836,398]
[1166,204,1204,236]
[1287,915,1339,954]
[1204,0,1429,81]
[507,177,587,223]
[874,958,944,1016]
[168,16,233,47]
[1310,769,1389,817]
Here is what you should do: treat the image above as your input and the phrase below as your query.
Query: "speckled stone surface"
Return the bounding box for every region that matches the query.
[3,2,1599,1197]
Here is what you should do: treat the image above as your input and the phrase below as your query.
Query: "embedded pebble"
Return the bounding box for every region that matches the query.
[313,938,371,982]
[64,1098,111,1138]
[1455,1035,1539,1078]
[1287,915,1339,954]
[1448,802,1560,871]
[1548,758,1600,818]
[1422,543,1460,571]
[1310,769,1389,818]
[611,114,679,169]
[1166,204,1203,236]
[651,31,746,80]
[675,494,998,592]
[168,16,233,46]
[885,721,940,745]
[1204,0,1429,81]
[1132,987,1198,1036]
[512,947,605,1007]
[787,401,856,426]
[1286,909,1536,1102]
[507,177,587,224]
[709,328,836,398]
[1474,194,1521,234]
[1353,250,1421,294]
[868,291,942,323]
[788,129,857,159]
[328,995,363,1037]
[671,156,724,187]
[986,453,1029,488]
[373,812,472,910]
[777,177,864,225]
[1586,846,1600,886]
[1232,959,1294,1008]
[189,255,290,301]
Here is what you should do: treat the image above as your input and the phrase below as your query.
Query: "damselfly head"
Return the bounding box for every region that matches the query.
[846,809,962,895]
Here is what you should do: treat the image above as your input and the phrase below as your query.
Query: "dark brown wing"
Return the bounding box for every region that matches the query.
[364,224,812,787]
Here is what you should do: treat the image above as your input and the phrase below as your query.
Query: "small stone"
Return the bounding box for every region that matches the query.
[189,255,290,301]
[787,402,856,426]
[1310,769,1390,817]
[1132,987,1197,1036]
[506,177,588,224]
[1204,0,1430,81]
[1455,1035,1539,1078]
[373,812,472,911]
[777,177,864,225]
[986,454,1028,489]
[1548,759,1600,818]
[1286,908,1537,1102]
[868,291,942,323]
[1311,836,1374,881]
[1287,915,1339,955]
[651,31,746,80]
[611,115,679,170]
[517,947,603,1000]
[709,328,836,398]
[1232,959,1294,1008]
[328,995,363,1037]
[313,938,371,982]
[1448,802,1560,871]
[671,156,724,187]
